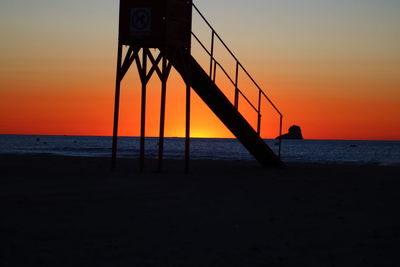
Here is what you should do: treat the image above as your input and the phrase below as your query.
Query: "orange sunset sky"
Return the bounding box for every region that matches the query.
[0,0,399,140]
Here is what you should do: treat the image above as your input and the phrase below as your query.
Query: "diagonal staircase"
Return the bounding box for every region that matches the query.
[166,4,284,167]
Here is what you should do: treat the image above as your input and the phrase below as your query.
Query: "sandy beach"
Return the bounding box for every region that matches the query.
[1,154,399,266]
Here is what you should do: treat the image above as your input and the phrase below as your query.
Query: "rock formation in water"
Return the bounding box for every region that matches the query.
[276,125,304,140]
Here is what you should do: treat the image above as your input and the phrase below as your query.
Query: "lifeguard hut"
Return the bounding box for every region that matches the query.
[112,0,284,171]
[119,0,192,48]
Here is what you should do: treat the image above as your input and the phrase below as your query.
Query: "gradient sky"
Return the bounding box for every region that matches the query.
[0,0,399,140]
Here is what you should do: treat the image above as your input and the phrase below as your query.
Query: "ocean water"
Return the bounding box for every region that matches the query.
[0,135,399,165]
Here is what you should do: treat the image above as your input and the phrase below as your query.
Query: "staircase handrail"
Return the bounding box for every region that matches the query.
[191,3,283,157]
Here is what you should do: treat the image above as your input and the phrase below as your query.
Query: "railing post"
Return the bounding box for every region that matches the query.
[234,61,239,109]
[257,114,262,136]
[257,89,262,136]
[209,31,215,77]
[279,115,283,158]
[213,61,217,82]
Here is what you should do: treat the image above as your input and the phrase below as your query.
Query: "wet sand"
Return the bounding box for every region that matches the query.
[1,154,399,266]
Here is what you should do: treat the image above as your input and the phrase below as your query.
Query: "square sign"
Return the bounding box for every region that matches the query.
[130,8,152,34]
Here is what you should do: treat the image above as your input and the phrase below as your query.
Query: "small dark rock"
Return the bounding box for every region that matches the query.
[276,125,304,140]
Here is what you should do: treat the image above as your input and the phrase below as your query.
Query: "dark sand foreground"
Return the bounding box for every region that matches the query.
[1,155,399,266]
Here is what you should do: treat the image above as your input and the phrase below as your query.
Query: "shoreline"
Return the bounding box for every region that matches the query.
[1,152,399,168]
[1,154,399,266]
[1,133,399,142]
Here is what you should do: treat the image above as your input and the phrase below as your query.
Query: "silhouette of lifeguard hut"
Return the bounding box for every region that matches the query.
[112,0,193,172]
[112,0,284,172]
